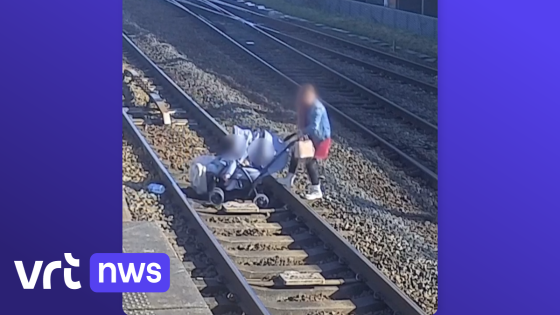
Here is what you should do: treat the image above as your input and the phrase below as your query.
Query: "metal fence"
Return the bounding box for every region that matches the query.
[283,0,437,39]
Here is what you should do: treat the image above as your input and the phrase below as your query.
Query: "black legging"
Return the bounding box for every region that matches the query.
[288,155,320,185]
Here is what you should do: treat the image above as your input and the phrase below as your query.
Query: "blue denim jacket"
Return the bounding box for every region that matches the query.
[302,100,331,142]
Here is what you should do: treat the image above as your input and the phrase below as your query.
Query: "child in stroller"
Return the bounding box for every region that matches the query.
[189,126,297,208]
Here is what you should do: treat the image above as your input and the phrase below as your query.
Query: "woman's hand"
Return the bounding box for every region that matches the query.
[297,130,307,140]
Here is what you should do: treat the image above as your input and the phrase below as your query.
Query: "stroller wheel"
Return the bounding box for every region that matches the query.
[253,193,270,208]
[209,187,225,207]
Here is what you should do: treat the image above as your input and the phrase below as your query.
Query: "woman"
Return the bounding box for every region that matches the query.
[279,84,332,200]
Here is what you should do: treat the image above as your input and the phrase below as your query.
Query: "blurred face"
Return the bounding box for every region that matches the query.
[220,135,234,154]
[301,89,316,107]
[249,138,274,166]
[222,135,242,156]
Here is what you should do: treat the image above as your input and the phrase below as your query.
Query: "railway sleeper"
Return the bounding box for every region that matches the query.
[236,261,347,279]
[263,296,385,315]
[244,277,357,288]
[123,79,187,127]
[195,206,289,216]
[124,109,189,125]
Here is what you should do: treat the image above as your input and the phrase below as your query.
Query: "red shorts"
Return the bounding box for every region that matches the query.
[313,138,331,160]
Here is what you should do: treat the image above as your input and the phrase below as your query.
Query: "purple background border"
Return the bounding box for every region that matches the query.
[439,1,560,314]
[0,0,123,314]
[0,0,559,314]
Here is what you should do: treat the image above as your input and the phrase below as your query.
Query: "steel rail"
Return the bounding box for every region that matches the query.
[259,27,437,93]
[181,0,437,133]
[193,0,437,93]
[124,6,428,314]
[203,0,438,75]
[123,33,271,315]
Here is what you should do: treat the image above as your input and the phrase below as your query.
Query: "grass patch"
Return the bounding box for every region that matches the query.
[253,0,437,56]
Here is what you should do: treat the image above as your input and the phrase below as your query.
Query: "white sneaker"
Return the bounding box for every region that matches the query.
[278,173,295,188]
[304,184,323,200]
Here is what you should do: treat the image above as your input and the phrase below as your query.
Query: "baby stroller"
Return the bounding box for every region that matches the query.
[199,131,298,208]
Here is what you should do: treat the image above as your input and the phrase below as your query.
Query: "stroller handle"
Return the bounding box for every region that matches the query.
[282,132,298,142]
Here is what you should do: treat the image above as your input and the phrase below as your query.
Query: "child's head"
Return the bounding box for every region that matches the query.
[219,134,244,157]
[248,137,275,167]
[218,135,235,154]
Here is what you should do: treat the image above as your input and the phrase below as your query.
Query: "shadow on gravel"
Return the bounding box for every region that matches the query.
[349,195,437,224]
[123,181,146,192]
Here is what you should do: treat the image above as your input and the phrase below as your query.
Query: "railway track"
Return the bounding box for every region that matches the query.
[183,0,437,126]
[192,0,437,93]
[204,0,438,76]
[123,65,264,314]
[162,0,437,187]
[186,0,437,124]
[123,32,427,315]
